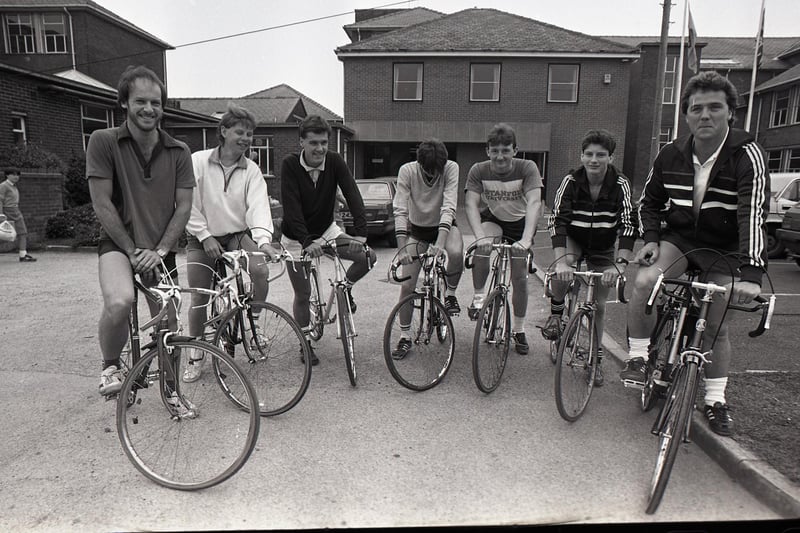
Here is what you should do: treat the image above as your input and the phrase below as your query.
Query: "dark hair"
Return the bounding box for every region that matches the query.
[298,115,332,139]
[116,65,167,109]
[581,129,617,155]
[680,71,738,125]
[217,102,257,144]
[416,138,448,175]
[3,167,21,177]
[486,123,516,148]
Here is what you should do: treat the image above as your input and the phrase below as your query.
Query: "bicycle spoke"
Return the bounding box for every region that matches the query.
[554,309,598,421]
[472,289,510,393]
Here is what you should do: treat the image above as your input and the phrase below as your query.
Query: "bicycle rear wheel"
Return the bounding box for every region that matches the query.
[642,306,676,412]
[337,286,357,387]
[213,302,312,416]
[116,340,260,490]
[384,292,455,391]
[472,287,510,393]
[554,308,598,422]
[307,266,324,341]
[646,361,697,514]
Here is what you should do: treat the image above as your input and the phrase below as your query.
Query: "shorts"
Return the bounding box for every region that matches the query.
[660,229,740,279]
[480,210,526,243]
[3,207,26,235]
[97,239,177,280]
[185,230,253,251]
[578,248,615,270]
[408,221,458,244]
[281,221,343,257]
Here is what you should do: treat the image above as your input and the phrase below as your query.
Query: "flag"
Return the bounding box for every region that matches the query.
[755,3,765,69]
[687,6,698,73]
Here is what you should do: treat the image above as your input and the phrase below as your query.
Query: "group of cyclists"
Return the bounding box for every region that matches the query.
[88,65,769,439]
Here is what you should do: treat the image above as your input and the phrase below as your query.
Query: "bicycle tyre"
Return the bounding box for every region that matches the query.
[646,361,697,514]
[116,339,260,490]
[383,292,455,391]
[434,271,449,342]
[212,302,312,416]
[337,286,357,387]
[642,307,676,412]
[554,308,599,422]
[472,287,510,393]
[307,266,324,341]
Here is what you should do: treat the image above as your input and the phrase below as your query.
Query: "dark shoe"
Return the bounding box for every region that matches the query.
[467,295,483,321]
[620,357,646,388]
[346,289,357,314]
[593,363,605,387]
[391,338,413,360]
[704,402,734,436]
[444,295,461,316]
[301,344,319,366]
[513,332,529,355]
[19,254,36,262]
[540,314,562,341]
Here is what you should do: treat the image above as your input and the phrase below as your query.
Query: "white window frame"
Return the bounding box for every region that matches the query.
[4,12,67,54]
[658,126,673,151]
[789,148,800,172]
[663,55,678,104]
[767,150,783,172]
[548,64,579,103]
[771,89,791,127]
[470,63,501,102]
[393,63,423,101]
[81,103,113,150]
[12,114,27,145]
[251,136,274,176]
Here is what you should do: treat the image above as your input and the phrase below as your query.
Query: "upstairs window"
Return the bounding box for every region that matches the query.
[548,64,579,103]
[470,63,501,102]
[771,89,790,127]
[663,55,678,104]
[251,136,275,176]
[393,63,423,101]
[658,127,673,151]
[81,104,112,150]
[4,13,67,54]
[12,115,27,145]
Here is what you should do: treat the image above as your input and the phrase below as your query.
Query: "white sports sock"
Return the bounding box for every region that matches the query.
[513,315,525,333]
[627,337,650,361]
[704,377,728,406]
[19,250,27,258]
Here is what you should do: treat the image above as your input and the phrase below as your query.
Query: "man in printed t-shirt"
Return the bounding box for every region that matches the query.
[464,123,543,355]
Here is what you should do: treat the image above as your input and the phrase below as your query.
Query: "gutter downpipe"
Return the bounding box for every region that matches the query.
[64,7,76,70]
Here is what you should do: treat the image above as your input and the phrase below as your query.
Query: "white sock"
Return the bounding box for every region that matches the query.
[627,337,650,361]
[513,315,525,333]
[399,323,411,340]
[19,250,27,258]
[704,377,728,406]
[446,286,457,297]
[472,290,485,303]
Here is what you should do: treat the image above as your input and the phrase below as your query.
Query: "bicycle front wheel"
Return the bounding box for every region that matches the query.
[642,307,676,412]
[116,340,260,490]
[554,308,598,422]
[307,266,324,341]
[384,293,455,391]
[213,302,312,416]
[337,286,357,387]
[472,288,510,393]
[646,361,697,514]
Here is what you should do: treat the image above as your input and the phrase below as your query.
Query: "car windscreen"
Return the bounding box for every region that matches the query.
[357,182,392,201]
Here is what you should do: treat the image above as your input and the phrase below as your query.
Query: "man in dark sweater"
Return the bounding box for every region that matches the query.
[280,115,376,365]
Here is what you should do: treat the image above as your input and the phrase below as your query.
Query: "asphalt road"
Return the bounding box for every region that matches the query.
[0,245,784,531]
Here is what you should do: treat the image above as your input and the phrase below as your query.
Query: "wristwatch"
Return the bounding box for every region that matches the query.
[615,257,629,265]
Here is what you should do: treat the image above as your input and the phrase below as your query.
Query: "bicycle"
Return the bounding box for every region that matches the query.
[115,268,260,491]
[303,238,373,387]
[465,238,535,393]
[543,264,627,422]
[384,247,455,391]
[641,271,775,514]
[539,254,589,365]
[196,247,312,417]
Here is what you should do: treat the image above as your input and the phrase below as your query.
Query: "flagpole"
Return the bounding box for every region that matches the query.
[745,0,766,132]
[672,0,688,140]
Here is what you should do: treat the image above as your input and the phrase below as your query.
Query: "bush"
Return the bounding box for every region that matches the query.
[0,143,65,173]
[45,204,101,247]
[63,151,90,208]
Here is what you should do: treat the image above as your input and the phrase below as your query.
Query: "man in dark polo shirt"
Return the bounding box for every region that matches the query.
[86,65,195,397]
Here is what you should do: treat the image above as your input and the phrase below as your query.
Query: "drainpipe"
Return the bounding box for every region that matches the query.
[64,8,76,70]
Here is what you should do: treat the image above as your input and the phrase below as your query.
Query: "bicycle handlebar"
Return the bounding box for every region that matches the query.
[389,252,446,283]
[464,241,536,274]
[543,269,628,304]
[300,240,373,270]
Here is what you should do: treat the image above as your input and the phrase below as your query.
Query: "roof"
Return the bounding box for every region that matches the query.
[603,35,798,71]
[176,97,306,124]
[754,63,800,93]
[54,68,114,90]
[777,39,800,59]
[343,7,443,30]
[243,84,342,121]
[337,8,637,56]
[0,0,173,49]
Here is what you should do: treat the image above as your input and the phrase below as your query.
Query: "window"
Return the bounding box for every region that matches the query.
[548,64,579,103]
[81,104,112,150]
[663,56,678,104]
[12,115,27,145]
[251,136,274,176]
[658,127,673,151]
[470,63,501,102]
[789,149,800,173]
[771,89,790,127]
[767,150,782,172]
[393,63,423,101]
[4,13,67,54]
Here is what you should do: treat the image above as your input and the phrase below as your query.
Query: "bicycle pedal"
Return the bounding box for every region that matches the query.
[621,379,645,390]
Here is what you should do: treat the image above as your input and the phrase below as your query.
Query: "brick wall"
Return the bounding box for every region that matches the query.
[0,172,63,251]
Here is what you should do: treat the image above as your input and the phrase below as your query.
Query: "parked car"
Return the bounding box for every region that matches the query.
[776,202,800,268]
[765,173,800,258]
[340,177,398,247]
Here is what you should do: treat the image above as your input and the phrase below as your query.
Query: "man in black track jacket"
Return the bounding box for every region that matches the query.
[620,72,770,437]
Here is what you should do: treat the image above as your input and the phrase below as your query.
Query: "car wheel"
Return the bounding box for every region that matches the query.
[386,232,398,248]
[766,229,786,259]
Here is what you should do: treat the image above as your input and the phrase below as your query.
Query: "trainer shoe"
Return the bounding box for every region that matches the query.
[99,365,124,396]
[540,314,562,341]
[513,332,529,355]
[619,357,646,388]
[704,402,734,436]
[392,338,413,360]
[444,295,461,316]
[346,289,357,314]
[166,391,198,419]
[301,344,319,366]
[182,349,205,383]
[467,295,484,320]
[19,254,36,262]
[250,321,269,350]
